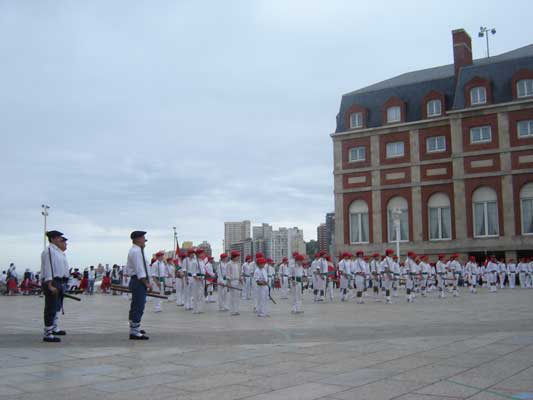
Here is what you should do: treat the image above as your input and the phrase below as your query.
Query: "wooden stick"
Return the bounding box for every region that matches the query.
[63,293,82,302]
[110,285,168,299]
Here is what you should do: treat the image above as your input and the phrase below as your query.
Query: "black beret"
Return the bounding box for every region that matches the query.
[130,231,147,240]
[46,230,64,240]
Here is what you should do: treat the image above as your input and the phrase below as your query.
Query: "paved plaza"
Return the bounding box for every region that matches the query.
[1,288,533,400]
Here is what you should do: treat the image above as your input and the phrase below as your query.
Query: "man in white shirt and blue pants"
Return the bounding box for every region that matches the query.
[127,231,152,340]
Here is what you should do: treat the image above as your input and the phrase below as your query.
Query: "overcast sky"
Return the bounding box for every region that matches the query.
[2,0,532,270]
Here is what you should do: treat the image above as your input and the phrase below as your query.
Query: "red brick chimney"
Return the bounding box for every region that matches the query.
[452,29,473,78]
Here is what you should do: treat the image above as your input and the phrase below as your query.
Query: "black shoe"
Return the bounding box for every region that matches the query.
[53,330,66,336]
[140,330,146,334]
[129,334,149,340]
[43,336,61,343]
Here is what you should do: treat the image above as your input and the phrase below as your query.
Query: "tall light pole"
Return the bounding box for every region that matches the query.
[41,204,50,250]
[478,26,496,58]
[173,226,178,253]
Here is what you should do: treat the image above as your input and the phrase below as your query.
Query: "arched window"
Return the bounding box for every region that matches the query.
[426,99,442,117]
[428,193,451,240]
[472,187,499,237]
[470,86,487,105]
[349,200,369,244]
[517,79,533,98]
[387,196,409,242]
[520,183,533,235]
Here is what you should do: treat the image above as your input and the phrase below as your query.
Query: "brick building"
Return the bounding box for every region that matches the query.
[332,29,533,260]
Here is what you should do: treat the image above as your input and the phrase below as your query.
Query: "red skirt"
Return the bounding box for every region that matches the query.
[101,277,111,290]
[7,278,18,291]
[79,278,88,290]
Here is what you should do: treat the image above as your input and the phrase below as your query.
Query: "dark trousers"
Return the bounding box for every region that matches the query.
[128,276,147,324]
[43,279,63,328]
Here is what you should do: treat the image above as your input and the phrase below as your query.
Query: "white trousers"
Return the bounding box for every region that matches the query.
[175,278,184,305]
[192,279,203,313]
[229,280,240,313]
[291,281,302,312]
[184,278,192,309]
[218,281,228,310]
[256,285,268,315]
[281,277,289,298]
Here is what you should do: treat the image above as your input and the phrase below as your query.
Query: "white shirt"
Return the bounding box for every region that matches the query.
[152,260,166,278]
[353,258,365,275]
[339,259,351,276]
[126,244,149,280]
[217,261,228,282]
[227,261,241,281]
[289,263,304,279]
[280,263,289,276]
[253,267,267,284]
[205,262,215,279]
[40,244,70,282]
[508,263,516,273]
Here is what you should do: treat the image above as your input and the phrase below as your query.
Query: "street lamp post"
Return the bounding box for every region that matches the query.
[478,26,496,58]
[392,208,402,258]
[173,227,178,253]
[41,204,50,250]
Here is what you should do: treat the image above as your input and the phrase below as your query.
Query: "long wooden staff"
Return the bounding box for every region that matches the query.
[110,285,168,299]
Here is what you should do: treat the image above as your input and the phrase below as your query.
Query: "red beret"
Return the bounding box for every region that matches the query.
[230,250,240,258]
[256,257,266,265]
[245,255,252,261]
[292,252,299,257]
[208,256,214,261]
[356,250,364,256]
[220,253,228,259]
[282,257,288,262]
[196,248,205,255]
[438,254,445,259]
[255,252,264,259]
[155,251,165,257]
[187,249,195,255]
[421,255,428,260]
[407,251,416,257]
[373,253,380,257]
[266,258,273,263]
[295,254,305,261]
[385,249,394,255]
[166,257,173,261]
[469,256,476,261]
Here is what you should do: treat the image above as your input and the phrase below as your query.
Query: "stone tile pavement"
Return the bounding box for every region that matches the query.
[0,287,532,399]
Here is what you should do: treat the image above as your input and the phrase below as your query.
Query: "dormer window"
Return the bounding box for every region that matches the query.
[517,79,533,98]
[386,106,401,123]
[426,99,442,117]
[470,86,487,105]
[350,112,363,129]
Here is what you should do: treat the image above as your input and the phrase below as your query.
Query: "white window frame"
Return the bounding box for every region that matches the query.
[521,198,533,235]
[426,99,442,117]
[517,120,533,138]
[350,112,363,129]
[473,201,499,238]
[517,79,533,98]
[470,126,492,144]
[470,86,487,105]
[348,146,366,162]
[386,106,401,123]
[386,141,404,158]
[349,200,369,244]
[426,136,446,153]
[428,193,452,241]
[349,212,369,244]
